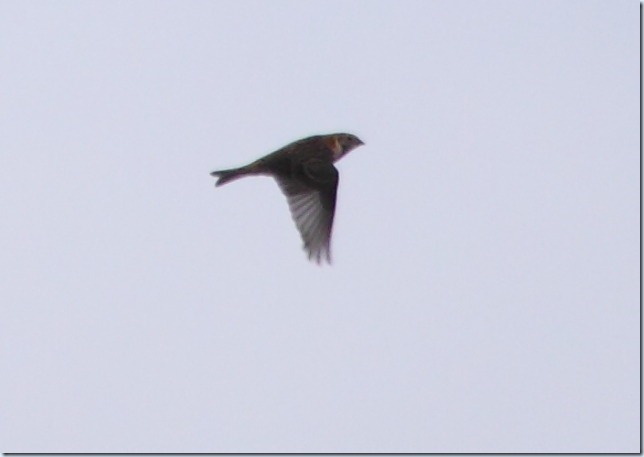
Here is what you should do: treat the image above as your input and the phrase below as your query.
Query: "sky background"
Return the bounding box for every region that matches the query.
[0,0,639,453]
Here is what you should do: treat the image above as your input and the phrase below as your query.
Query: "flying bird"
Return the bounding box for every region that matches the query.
[210,133,364,263]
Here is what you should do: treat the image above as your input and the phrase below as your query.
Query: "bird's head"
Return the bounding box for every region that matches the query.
[330,133,365,161]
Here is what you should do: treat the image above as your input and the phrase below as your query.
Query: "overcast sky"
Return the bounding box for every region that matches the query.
[1,0,639,453]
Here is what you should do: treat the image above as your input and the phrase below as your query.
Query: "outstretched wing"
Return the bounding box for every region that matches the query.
[275,160,339,264]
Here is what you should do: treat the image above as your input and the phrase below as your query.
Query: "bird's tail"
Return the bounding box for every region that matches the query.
[210,166,255,187]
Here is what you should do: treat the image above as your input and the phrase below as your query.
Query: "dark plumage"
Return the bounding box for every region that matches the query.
[210,133,364,263]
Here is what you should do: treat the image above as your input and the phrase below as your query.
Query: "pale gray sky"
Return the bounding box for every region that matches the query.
[1,0,639,453]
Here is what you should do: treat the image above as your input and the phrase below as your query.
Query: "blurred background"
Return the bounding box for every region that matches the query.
[0,0,639,452]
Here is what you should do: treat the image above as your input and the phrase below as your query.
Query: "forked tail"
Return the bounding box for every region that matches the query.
[210,166,253,187]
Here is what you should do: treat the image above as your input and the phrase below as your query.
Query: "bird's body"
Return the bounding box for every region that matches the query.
[211,133,364,263]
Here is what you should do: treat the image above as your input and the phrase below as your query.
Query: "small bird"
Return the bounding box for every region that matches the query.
[210,133,364,263]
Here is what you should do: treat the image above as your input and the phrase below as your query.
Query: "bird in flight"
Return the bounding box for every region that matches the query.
[210,133,364,263]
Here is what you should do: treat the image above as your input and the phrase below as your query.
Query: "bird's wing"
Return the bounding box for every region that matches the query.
[275,160,339,264]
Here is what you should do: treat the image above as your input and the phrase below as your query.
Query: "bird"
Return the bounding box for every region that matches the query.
[210,132,364,264]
